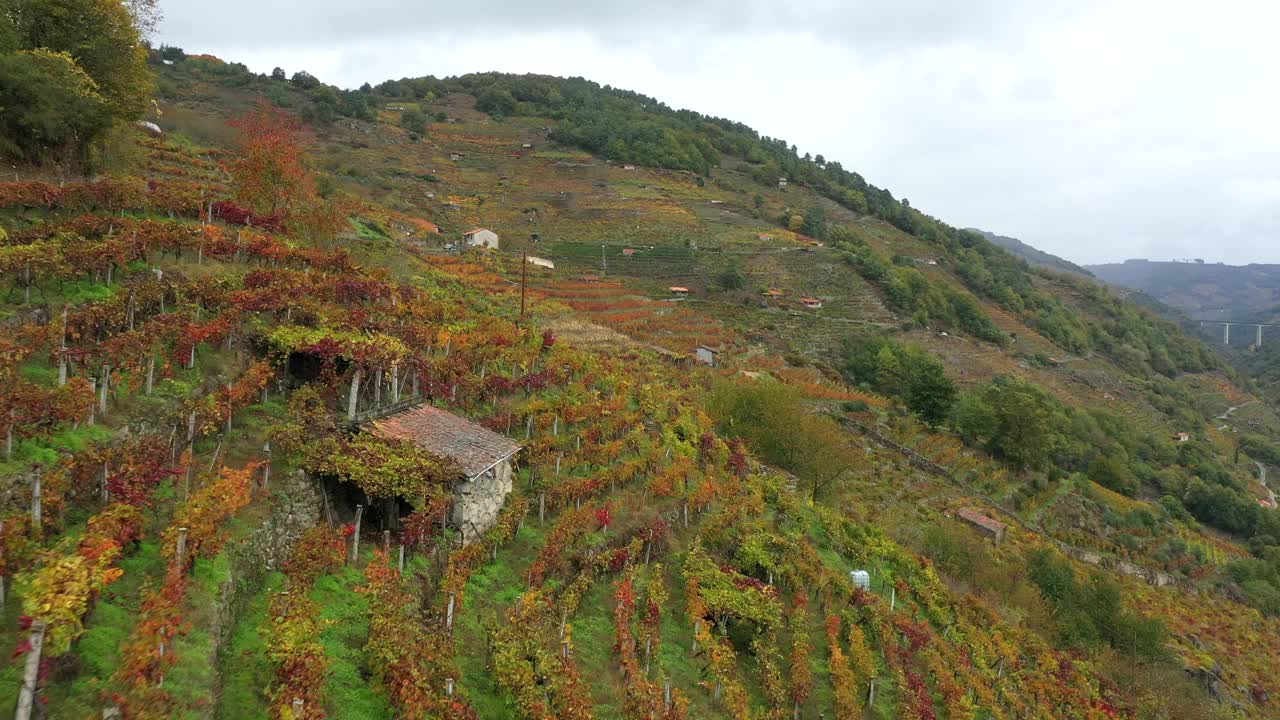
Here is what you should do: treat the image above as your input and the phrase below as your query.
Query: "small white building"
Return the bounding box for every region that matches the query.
[527,255,555,269]
[778,177,788,189]
[695,345,721,367]
[462,228,499,249]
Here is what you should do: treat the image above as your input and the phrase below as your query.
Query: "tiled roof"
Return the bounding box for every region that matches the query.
[463,228,490,236]
[956,507,1006,534]
[371,404,520,479]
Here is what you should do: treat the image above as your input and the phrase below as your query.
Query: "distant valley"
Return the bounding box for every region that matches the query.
[1089,259,1280,322]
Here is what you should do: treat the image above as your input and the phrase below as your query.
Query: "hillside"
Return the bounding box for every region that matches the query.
[1089,259,1280,321]
[3,26,1280,720]
[967,228,1093,278]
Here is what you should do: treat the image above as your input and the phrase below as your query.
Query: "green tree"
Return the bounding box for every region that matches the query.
[401,107,427,136]
[801,205,827,239]
[717,264,746,291]
[709,381,855,502]
[1089,455,1137,496]
[9,0,153,119]
[290,70,320,90]
[954,379,1061,470]
[0,49,110,162]
[271,67,286,81]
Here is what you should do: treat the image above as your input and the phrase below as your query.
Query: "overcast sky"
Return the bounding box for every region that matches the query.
[159,0,1280,265]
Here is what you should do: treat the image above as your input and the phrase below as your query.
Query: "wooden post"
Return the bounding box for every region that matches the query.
[391,363,400,404]
[374,368,382,407]
[188,343,195,369]
[560,609,567,641]
[225,382,233,433]
[644,637,651,674]
[561,640,570,660]
[30,470,41,531]
[520,250,527,324]
[868,679,876,706]
[382,530,391,553]
[5,410,12,460]
[349,505,363,563]
[445,678,454,697]
[446,593,456,632]
[347,368,362,421]
[58,306,68,386]
[525,414,533,439]
[99,366,110,415]
[176,528,188,569]
[691,621,701,653]
[187,410,197,444]
[262,443,271,490]
[539,493,545,523]
[398,544,405,572]
[88,378,96,425]
[291,699,303,716]
[890,586,896,611]
[664,681,672,710]
[101,462,109,504]
[145,357,155,395]
[14,620,46,720]
[552,416,558,435]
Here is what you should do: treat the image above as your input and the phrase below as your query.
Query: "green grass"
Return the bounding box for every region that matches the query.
[312,566,393,719]
[216,571,283,720]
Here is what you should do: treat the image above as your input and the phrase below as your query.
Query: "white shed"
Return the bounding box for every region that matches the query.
[695,345,721,367]
[462,228,499,249]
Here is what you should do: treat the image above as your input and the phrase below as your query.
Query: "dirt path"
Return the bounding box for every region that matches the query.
[1257,461,1277,509]
[1217,400,1259,421]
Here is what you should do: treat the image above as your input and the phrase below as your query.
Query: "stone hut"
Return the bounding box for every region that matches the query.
[955,507,1007,544]
[371,404,520,544]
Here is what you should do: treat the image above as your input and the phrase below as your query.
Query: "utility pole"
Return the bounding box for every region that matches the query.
[520,251,528,325]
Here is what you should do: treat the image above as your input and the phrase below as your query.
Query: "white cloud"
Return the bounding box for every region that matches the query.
[158,0,1280,264]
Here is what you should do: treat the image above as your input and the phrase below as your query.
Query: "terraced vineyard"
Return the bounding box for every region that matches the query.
[2,37,1280,720]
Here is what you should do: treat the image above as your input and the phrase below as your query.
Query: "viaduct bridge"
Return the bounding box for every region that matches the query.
[1198,320,1280,346]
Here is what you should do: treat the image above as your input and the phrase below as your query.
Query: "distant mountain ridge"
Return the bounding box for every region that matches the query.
[965,228,1093,277]
[1088,258,1280,321]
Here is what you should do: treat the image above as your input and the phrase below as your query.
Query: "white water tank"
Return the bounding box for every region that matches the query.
[850,570,870,590]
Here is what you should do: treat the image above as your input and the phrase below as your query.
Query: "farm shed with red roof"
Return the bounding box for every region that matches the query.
[372,404,521,543]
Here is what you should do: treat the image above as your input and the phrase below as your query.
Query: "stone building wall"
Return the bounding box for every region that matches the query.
[452,457,514,544]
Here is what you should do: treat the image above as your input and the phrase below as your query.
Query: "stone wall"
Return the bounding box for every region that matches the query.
[209,470,321,716]
[452,458,514,544]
